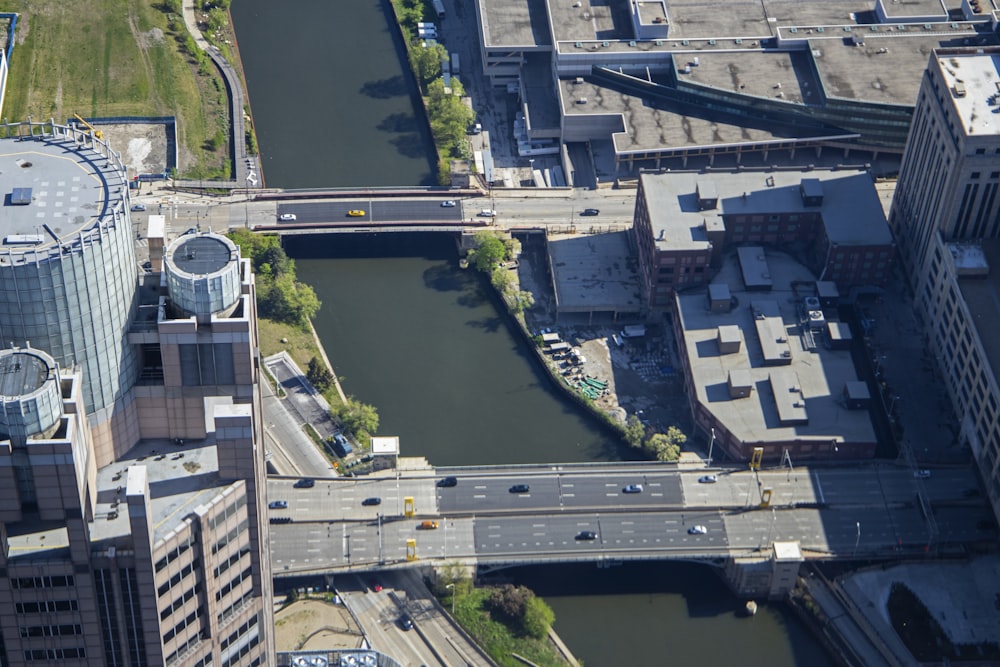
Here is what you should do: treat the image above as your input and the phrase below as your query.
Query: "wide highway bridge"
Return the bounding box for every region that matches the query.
[266,462,991,578]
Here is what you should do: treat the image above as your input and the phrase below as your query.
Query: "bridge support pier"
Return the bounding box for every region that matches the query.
[723,541,803,600]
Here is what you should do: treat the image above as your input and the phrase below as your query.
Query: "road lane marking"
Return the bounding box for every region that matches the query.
[606,493,618,497]
[563,493,575,497]
[475,485,487,489]
[651,493,663,497]
[532,524,546,528]
[473,494,486,499]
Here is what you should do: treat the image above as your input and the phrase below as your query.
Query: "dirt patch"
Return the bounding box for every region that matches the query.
[516,231,693,442]
[98,123,170,176]
[274,598,364,652]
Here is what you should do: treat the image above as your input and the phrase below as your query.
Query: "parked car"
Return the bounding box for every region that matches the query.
[348,209,366,217]
[580,208,600,216]
[575,530,597,540]
[331,433,353,457]
[478,209,497,217]
[131,203,146,212]
[622,484,643,494]
[437,476,458,488]
[698,475,718,484]
[294,478,315,488]
[362,497,382,506]
[399,614,414,630]
[440,200,457,207]
[369,579,383,592]
[688,525,708,535]
[509,484,530,494]
[278,213,297,221]
[914,469,932,479]
[268,500,288,509]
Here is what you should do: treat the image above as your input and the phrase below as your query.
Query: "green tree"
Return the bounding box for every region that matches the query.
[336,398,380,438]
[646,426,687,461]
[206,7,228,32]
[412,43,447,88]
[435,562,473,597]
[491,266,513,292]
[426,79,475,157]
[259,245,294,278]
[306,357,333,393]
[488,584,531,622]
[258,274,321,328]
[624,414,645,448]
[508,289,535,315]
[522,595,556,640]
[471,233,506,272]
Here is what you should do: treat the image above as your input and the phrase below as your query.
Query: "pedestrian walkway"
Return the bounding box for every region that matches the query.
[179,0,253,189]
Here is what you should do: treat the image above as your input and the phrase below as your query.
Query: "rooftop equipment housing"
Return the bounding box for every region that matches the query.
[165,233,242,322]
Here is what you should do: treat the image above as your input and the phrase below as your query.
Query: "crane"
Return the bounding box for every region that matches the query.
[72,114,103,141]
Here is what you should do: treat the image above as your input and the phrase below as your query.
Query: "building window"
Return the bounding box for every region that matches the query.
[975,148,986,155]
[971,172,981,179]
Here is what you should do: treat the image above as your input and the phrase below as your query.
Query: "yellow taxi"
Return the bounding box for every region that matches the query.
[348,209,366,217]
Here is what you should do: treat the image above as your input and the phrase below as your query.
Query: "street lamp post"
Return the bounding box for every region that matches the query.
[854,521,861,557]
[707,427,716,467]
[446,583,456,616]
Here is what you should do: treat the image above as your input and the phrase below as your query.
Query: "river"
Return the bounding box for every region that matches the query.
[232,2,834,664]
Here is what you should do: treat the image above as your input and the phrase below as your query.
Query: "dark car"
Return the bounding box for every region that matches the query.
[362,497,382,506]
[575,530,597,540]
[399,614,414,630]
[580,208,600,216]
[509,484,530,494]
[437,476,458,488]
[294,478,315,488]
[131,203,146,212]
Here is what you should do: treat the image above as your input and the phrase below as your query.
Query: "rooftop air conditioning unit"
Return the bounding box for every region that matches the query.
[575,77,584,84]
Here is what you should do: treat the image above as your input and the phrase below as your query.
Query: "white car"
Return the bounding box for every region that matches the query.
[478,209,497,217]
[441,200,457,207]
[688,525,708,535]
[622,484,643,494]
[698,475,718,484]
[278,213,297,221]
[914,469,931,479]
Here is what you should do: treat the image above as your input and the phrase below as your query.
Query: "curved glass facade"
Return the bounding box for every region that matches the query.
[0,122,139,414]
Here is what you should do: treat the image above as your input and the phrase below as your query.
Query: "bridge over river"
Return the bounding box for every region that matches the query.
[266,462,991,586]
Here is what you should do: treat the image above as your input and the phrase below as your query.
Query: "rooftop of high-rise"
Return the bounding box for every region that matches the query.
[0,127,129,260]
[932,47,1000,137]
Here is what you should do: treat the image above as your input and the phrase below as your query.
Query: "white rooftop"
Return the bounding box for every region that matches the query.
[935,50,1000,136]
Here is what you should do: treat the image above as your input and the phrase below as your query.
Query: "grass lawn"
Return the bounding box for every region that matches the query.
[452,588,568,667]
[0,0,228,176]
[257,318,345,411]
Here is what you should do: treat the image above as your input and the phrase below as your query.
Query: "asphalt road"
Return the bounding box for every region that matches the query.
[267,464,994,573]
[277,199,464,224]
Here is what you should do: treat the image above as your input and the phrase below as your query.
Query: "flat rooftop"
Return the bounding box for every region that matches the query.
[640,168,892,252]
[5,407,238,561]
[879,0,949,19]
[957,240,1000,394]
[677,249,876,445]
[0,133,127,253]
[809,27,998,105]
[481,0,552,48]
[559,79,843,154]
[934,49,1000,136]
[548,230,643,314]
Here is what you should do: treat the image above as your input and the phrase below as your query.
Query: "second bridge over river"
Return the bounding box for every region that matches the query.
[266,462,990,577]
